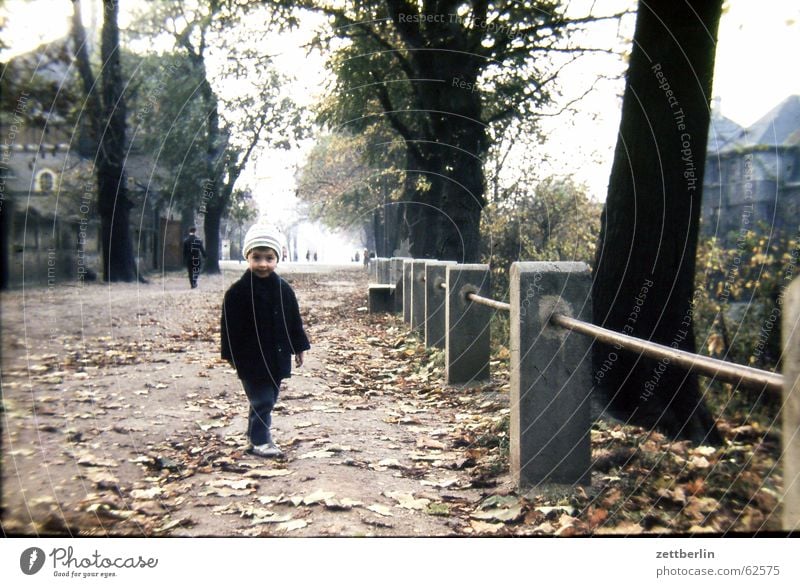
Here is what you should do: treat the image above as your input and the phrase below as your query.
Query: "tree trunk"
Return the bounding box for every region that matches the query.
[404,150,442,259]
[97,0,137,282]
[385,201,402,255]
[439,140,485,262]
[203,202,223,274]
[593,0,723,444]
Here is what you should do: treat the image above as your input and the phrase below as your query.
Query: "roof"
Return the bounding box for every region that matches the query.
[707,112,744,153]
[743,95,800,147]
[714,95,800,154]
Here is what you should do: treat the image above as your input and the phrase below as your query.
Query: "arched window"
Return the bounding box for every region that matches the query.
[36,169,56,192]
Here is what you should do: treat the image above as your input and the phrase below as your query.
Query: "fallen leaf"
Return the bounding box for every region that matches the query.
[416,437,447,450]
[533,522,556,534]
[384,491,430,511]
[480,495,519,510]
[246,469,293,478]
[693,445,717,457]
[198,420,225,431]
[155,517,195,533]
[208,478,258,490]
[130,487,163,500]
[470,520,503,534]
[81,470,119,490]
[366,504,394,517]
[595,522,644,535]
[374,458,404,469]
[471,506,524,523]
[303,490,336,506]
[251,513,295,525]
[420,478,459,489]
[299,450,335,459]
[276,519,309,532]
[426,503,450,516]
[199,487,254,498]
[256,495,285,505]
[689,456,711,469]
[76,454,119,468]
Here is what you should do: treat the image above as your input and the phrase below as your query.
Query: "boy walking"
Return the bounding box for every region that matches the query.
[221,224,310,458]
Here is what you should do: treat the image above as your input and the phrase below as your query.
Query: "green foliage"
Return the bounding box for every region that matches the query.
[129,0,305,222]
[482,175,601,296]
[692,227,799,413]
[131,52,210,209]
[296,128,406,248]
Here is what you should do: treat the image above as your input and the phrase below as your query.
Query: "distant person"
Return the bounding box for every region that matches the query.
[354,251,360,263]
[313,252,318,262]
[221,224,311,459]
[306,250,310,262]
[182,227,207,289]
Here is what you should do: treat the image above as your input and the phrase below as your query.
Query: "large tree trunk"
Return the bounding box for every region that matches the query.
[593,0,723,444]
[98,0,137,282]
[439,137,485,262]
[404,149,442,259]
[203,202,223,274]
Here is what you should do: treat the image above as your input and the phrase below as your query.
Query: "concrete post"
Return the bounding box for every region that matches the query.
[782,277,800,530]
[425,261,456,349]
[378,258,391,284]
[445,264,491,384]
[370,258,380,282]
[510,262,592,489]
[403,260,413,324]
[391,258,407,314]
[411,260,429,333]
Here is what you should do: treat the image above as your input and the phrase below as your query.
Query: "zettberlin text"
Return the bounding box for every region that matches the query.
[656,548,715,559]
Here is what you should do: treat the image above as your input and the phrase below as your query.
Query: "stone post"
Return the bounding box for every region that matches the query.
[378,258,391,284]
[403,260,413,324]
[425,261,456,349]
[391,258,407,314]
[510,262,592,489]
[445,264,491,384]
[782,277,800,530]
[411,260,429,333]
[370,258,380,282]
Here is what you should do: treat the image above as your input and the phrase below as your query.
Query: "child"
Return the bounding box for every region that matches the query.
[221,224,310,458]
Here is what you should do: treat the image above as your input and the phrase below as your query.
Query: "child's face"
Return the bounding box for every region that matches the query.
[247,247,278,278]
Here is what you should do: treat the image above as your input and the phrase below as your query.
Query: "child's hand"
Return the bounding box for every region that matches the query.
[295,352,305,368]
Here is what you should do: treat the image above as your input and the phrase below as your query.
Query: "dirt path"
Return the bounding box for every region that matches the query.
[1,266,507,537]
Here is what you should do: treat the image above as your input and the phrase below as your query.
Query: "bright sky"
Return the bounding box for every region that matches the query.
[2,0,799,238]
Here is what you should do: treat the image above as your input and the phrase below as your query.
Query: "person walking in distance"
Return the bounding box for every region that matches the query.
[182,227,207,289]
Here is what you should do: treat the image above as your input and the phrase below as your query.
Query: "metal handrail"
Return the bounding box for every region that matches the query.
[408,276,782,394]
[466,291,511,312]
[551,313,783,395]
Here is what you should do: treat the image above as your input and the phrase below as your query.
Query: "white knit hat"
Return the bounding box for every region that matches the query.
[243,224,285,260]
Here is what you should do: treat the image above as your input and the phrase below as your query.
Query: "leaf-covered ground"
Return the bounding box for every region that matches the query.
[1,266,782,536]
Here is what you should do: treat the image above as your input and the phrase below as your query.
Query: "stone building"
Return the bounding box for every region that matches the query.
[0,39,183,289]
[702,95,800,241]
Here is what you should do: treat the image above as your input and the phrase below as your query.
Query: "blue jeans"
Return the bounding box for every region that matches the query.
[241,378,281,445]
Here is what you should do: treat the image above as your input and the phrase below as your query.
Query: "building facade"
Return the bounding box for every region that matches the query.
[702,96,800,241]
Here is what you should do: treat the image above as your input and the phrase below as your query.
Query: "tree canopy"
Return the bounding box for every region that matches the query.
[276,0,626,261]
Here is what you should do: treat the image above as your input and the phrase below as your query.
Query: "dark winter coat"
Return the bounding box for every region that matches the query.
[220,270,310,383]
[183,235,207,265]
